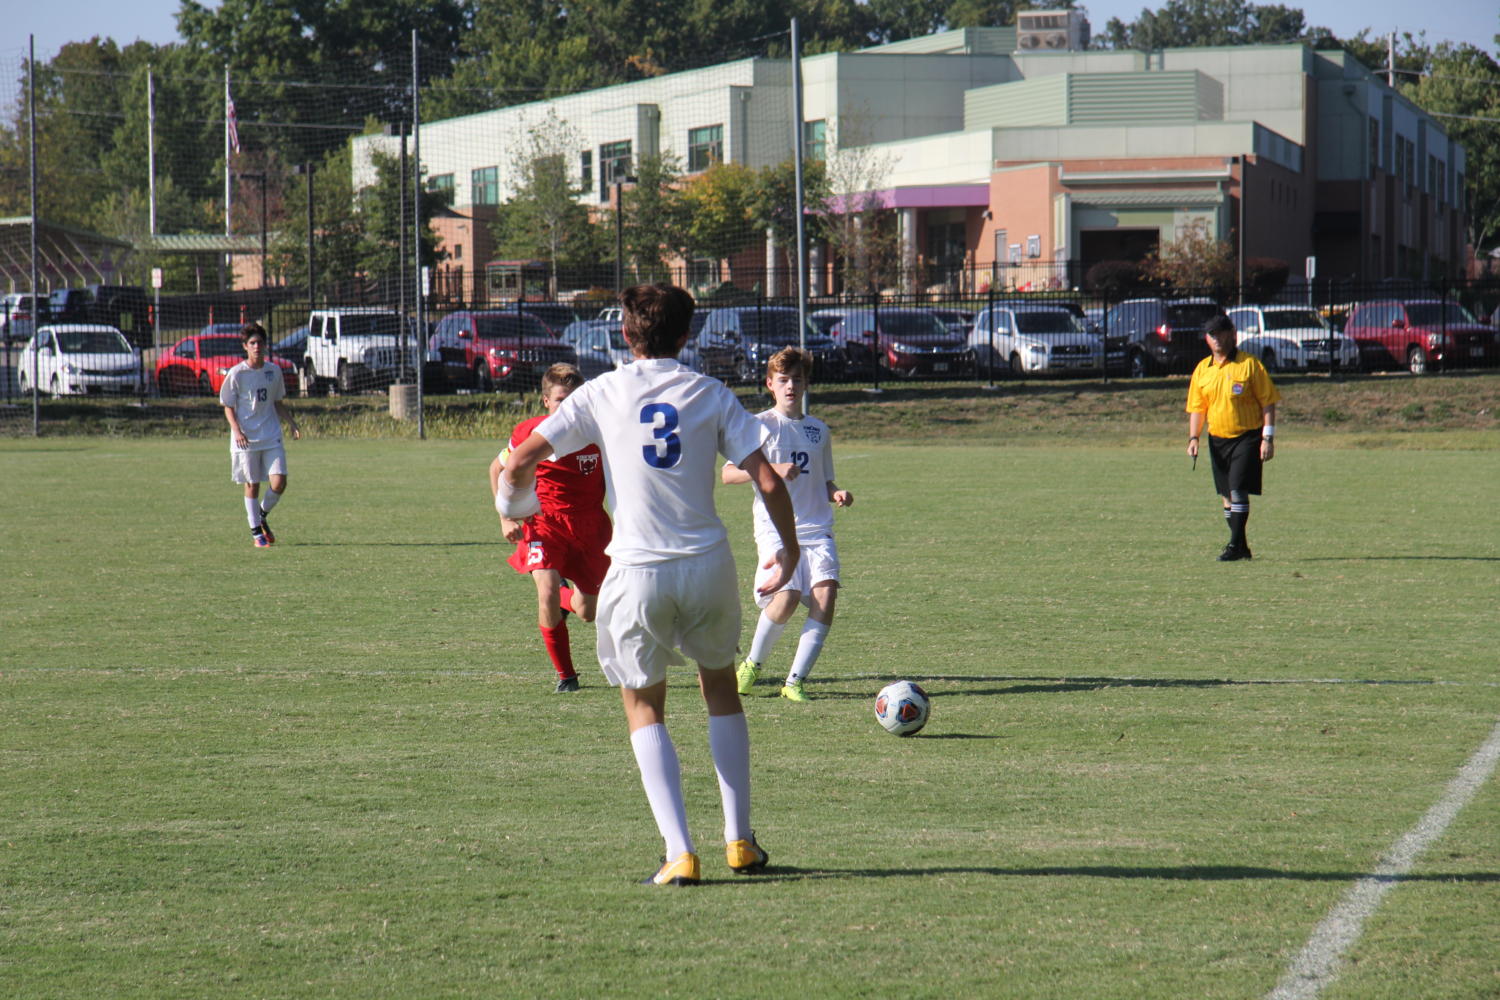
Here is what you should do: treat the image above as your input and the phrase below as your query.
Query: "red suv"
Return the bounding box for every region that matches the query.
[429,310,577,391]
[1342,300,1495,374]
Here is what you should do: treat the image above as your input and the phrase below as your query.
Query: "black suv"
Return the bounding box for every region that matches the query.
[48,285,152,346]
[1103,297,1225,376]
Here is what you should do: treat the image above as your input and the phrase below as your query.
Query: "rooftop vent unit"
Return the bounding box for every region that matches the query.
[1016,10,1090,51]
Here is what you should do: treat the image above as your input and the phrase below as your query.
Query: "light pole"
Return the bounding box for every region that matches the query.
[613,173,637,292]
[293,163,315,314]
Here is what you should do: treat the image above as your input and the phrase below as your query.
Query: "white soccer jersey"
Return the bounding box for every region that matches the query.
[219,361,286,451]
[742,409,836,544]
[538,357,766,566]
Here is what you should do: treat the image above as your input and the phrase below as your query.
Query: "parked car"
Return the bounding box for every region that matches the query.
[699,306,846,381]
[1103,297,1224,377]
[968,303,1112,376]
[559,318,630,378]
[16,324,143,396]
[930,308,975,338]
[156,329,297,396]
[429,310,576,391]
[304,308,421,394]
[272,325,309,366]
[2,293,49,344]
[808,307,859,339]
[515,302,583,338]
[829,308,969,378]
[47,284,151,346]
[1341,299,1495,374]
[1224,305,1359,372]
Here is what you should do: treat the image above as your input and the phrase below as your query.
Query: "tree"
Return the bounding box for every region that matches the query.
[680,161,760,284]
[355,148,447,283]
[1100,0,1330,50]
[615,153,689,284]
[491,110,602,287]
[271,145,366,298]
[1142,219,1236,297]
[815,118,901,294]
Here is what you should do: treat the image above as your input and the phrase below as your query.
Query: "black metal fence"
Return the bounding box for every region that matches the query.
[4,271,1498,435]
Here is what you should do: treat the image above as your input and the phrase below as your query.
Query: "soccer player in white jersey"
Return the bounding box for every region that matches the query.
[220,323,300,547]
[497,283,800,887]
[723,347,853,702]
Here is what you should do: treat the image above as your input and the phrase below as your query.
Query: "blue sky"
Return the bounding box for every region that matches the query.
[8,0,1498,64]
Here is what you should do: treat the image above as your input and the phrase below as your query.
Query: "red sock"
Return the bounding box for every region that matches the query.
[540,621,575,680]
[558,586,576,616]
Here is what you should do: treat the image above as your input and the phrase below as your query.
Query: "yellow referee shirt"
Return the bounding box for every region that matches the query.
[1186,350,1281,438]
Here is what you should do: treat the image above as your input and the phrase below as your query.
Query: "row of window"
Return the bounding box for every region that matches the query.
[1368,119,1463,210]
[433,120,829,207]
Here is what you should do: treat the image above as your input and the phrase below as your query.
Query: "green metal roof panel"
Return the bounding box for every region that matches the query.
[1067,71,1220,125]
[143,233,268,253]
[1070,188,1225,207]
[964,76,1068,130]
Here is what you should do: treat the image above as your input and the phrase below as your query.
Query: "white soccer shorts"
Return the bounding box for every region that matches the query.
[230,445,288,484]
[594,544,741,689]
[752,534,841,610]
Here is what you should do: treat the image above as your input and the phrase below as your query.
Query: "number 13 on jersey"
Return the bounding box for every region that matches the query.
[640,403,681,468]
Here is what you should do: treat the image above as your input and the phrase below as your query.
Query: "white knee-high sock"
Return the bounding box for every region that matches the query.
[629,724,693,859]
[787,619,830,685]
[259,488,282,516]
[747,612,788,665]
[244,496,262,528]
[707,712,752,843]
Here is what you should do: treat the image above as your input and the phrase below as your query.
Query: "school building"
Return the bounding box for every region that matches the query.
[351,15,1467,297]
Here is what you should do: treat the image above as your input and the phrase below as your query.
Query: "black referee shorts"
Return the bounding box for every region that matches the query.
[1209,429,1264,497]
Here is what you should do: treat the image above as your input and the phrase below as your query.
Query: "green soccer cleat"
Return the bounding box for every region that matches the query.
[725,835,769,874]
[779,680,810,702]
[640,852,700,886]
[735,658,761,696]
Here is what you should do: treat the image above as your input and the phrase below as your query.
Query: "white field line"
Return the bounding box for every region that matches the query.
[1267,716,1500,1000]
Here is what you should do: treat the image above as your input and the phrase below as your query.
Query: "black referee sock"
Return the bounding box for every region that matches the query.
[1227,500,1249,549]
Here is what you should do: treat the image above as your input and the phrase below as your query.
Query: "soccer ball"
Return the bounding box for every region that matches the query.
[874,680,930,737]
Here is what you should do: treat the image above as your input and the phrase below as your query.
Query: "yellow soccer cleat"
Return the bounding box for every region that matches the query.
[640,852,700,886]
[726,835,769,874]
[735,658,761,696]
[779,680,810,702]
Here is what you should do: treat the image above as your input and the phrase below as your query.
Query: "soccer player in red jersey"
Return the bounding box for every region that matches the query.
[489,363,611,691]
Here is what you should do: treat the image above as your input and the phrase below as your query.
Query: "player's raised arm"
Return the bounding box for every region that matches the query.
[496,430,553,519]
[740,448,799,595]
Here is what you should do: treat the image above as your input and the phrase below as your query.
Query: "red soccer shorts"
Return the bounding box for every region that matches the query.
[506,508,612,594]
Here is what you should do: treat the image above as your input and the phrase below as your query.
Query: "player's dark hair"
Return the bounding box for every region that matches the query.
[620,283,694,357]
[541,362,584,394]
[767,347,812,381]
[240,322,267,344]
[1206,315,1236,339]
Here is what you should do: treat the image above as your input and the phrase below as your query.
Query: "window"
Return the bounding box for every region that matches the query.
[803,120,826,162]
[471,166,498,206]
[1369,119,1379,178]
[580,150,592,190]
[688,125,723,172]
[599,140,632,200]
[452,243,463,261]
[427,172,455,207]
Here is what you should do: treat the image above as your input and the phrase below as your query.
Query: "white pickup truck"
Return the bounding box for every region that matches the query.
[304,308,420,394]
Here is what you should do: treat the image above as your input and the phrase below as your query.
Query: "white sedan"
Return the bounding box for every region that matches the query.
[1225,305,1360,372]
[16,324,143,396]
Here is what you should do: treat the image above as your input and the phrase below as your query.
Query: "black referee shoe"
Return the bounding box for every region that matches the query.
[1218,544,1252,561]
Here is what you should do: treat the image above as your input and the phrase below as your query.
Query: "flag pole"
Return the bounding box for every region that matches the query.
[224,65,232,238]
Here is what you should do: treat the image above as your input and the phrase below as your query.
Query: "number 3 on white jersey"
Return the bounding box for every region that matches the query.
[640,403,681,468]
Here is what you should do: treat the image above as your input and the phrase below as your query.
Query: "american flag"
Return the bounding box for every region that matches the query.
[227,95,241,154]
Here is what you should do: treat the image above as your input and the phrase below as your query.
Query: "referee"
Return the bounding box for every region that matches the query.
[1185,315,1281,561]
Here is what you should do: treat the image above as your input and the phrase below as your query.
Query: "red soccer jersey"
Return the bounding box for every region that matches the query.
[509,413,606,515]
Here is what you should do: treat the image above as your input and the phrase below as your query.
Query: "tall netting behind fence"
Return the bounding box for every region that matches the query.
[2,35,1498,438]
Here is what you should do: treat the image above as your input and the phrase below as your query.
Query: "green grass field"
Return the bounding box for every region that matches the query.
[3,426,1498,998]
